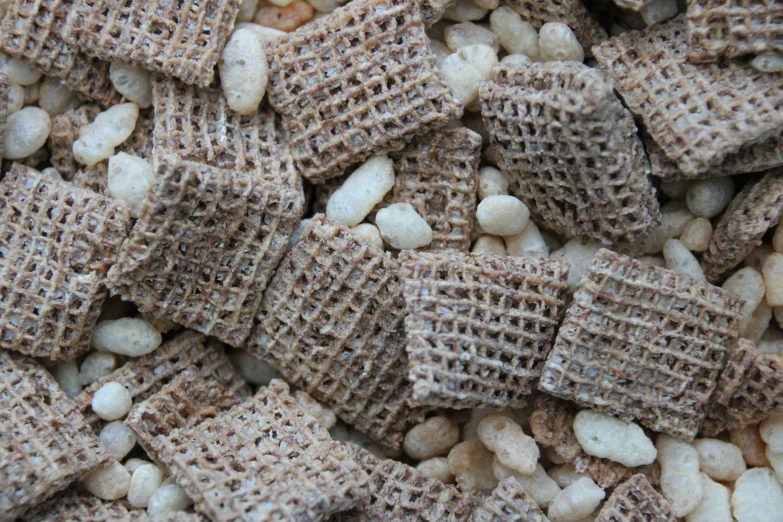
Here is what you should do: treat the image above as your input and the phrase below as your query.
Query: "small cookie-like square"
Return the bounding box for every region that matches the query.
[530,395,635,488]
[471,477,549,522]
[481,62,659,244]
[125,366,242,459]
[334,443,474,522]
[539,248,743,439]
[0,352,110,520]
[0,0,119,105]
[702,168,783,282]
[687,0,783,62]
[0,165,131,360]
[704,339,783,433]
[595,474,675,522]
[400,251,569,409]
[69,0,239,87]
[266,0,462,183]
[25,488,149,522]
[150,380,370,522]
[70,330,250,431]
[107,155,303,346]
[501,0,607,56]
[593,16,783,178]
[248,214,425,449]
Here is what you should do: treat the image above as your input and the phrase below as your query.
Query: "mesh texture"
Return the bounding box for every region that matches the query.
[0,73,7,163]
[595,474,675,522]
[470,477,549,522]
[25,488,149,522]
[48,104,102,181]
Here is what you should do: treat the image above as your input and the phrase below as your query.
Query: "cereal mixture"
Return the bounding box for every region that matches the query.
[1,0,783,519]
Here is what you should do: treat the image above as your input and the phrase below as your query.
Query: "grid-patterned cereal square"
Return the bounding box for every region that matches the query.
[24,488,149,522]
[471,477,549,522]
[595,474,675,522]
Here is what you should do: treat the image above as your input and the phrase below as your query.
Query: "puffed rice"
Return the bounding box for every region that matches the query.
[761,414,783,453]
[686,473,733,522]
[489,6,541,59]
[147,478,193,516]
[350,223,384,250]
[730,425,771,468]
[763,253,783,306]
[456,44,498,81]
[99,420,137,461]
[505,221,549,259]
[404,416,460,460]
[501,53,534,66]
[92,381,133,421]
[107,152,154,218]
[550,238,601,293]
[125,458,154,474]
[723,267,767,333]
[227,348,282,386]
[686,176,735,218]
[476,195,530,237]
[549,465,587,489]
[743,299,772,342]
[253,0,314,31]
[110,62,153,109]
[81,460,132,500]
[128,464,165,508]
[91,317,162,357]
[679,217,713,253]
[0,52,41,85]
[3,106,50,159]
[73,102,140,167]
[494,461,562,508]
[448,439,498,492]
[572,410,657,468]
[659,180,691,199]
[237,0,260,20]
[472,234,507,255]
[219,27,268,115]
[443,0,488,21]
[375,202,433,250]
[692,438,746,482]
[663,238,706,280]
[547,477,605,522]
[38,77,78,116]
[23,83,39,106]
[6,84,23,114]
[79,352,118,387]
[732,467,783,522]
[538,23,584,62]
[326,155,395,227]
[752,52,783,73]
[52,360,83,398]
[445,22,499,52]
[430,39,452,68]
[656,434,703,517]
[416,457,455,483]
[439,52,484,105]
[624,201,695,255]
[478,414,540,475]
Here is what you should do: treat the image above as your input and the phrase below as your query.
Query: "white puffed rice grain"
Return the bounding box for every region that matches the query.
[128,464,165,508]
[763,253,783,307]
[3,106,50,160]
[73,102,140,167]
[747,244,777,274]
[456,44,498,81]
[294,390,336,429]
[147,479,193,516]
[743,299,772,342]
[416,457,455,483]
[473,234,507,255]
[495,460,561,508]
[550,239,601,293]
[237,0,260,20]
[430,39,452,69]
[538,23,584,62]
[752,52,783,73]
[0,52,41,85]
[639,0,678,25]
[693,438,746,482]
[573,410,657,467]
[761,414,783,453]
[657,434,703,517]
[548,465,586,489]
[375,202,433,250]
[547,477,605,522]
[91,381,132,421]
[350,223,384,250]
[732,467,783,522]
[679,217,712,253]
[659,180,691,199]
[7,84,23,114]
[686,473,733,522]
[107,152,154,218]
[476,195,530,237]
[52,360,82,398]
[477,166,508,200]
[730,425,770,467]
[623,201,695,255]
[110,62,153,109]
[326,155,395,227]
[99,420,137,461]
[501,54,534,67]
[766,448,783,484]
[439,52,483,106]
[663,238,706,280]
[219,27,268,115]
[81,460,131,500]
[723,267,767,333]
[79,352,119,386]
[227,348,282,386]
[404,416,460,460]
[448,439,498,492]
[504,221,549,258]
[445,22,499,53]
[489,6,540,60]
[91,317,162,357]
[686,176,734,218]
[234,22,286,44]
[38,77,78,116]
[443,0,488,22]
[478,414,539,475]
[125,458,154,474]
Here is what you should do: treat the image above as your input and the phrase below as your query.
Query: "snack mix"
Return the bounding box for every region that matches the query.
[2,0,783,520]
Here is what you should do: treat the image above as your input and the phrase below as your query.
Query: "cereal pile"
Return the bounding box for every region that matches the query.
[0,0,782,519]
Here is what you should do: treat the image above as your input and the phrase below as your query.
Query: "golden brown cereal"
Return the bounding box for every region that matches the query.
[0,72,7,163]
[0,351,110,519]
[253,0,314,31]
[0,165,131,360]
[400,250,568,409]
[471,477,550,522]
[149,380,371,522]
[48,104,102,180]
[265,0,462,183]
[248,215,425,449]
[69,0,239,87]
[730,425,771,467]
[540,248,743,439]
[25,488,150,522]
[595,474,675,522]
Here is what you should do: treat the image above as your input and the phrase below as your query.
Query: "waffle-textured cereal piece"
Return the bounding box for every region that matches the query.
[334,443,475,521]
[704,339,783,433]
[71,111,156,195]
[69,330,250,431]
[687,0,783,62]
[68,0,239,87]
[151,77,301,192]
[106,155,303,346]
[539,248,743,439]
[381,128,481,253]
[0,165,131,360]
[0,351,110,520]
[48,104,102,181]
[530,395,633,488]
[400,251,569,409]
[595,474,675,522]
[25,488,149,522]
[501,0,606,57]
[248,214,425,449]
[0,73,7,163]
[0,0,119,105]
[593,16,783,178]
[481,62,659,244]
[471,477,550,522]
[644,130,783,182]
[701,169,783,282]
[266,0,462,184]
[149,380,370,522]
[125,366,242,459]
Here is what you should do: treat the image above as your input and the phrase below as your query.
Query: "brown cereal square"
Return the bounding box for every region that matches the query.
[595,474,675,522]
[471,477,549,522]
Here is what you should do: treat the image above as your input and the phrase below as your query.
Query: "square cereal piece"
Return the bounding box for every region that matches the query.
[0,351,110,520]
[106,155,303,346]
[471,477,549,522]
[266,0,462,184]
[0,0,119,105]
[382,128,481,253]
[125,365,242,460]
[529,395,636,488]
[501,0,606,57]
[151,77,301,192]
[399,250,569,409]
[593,16,783,178]
[25,488,149,522]
[687,0,783,62]
[702,168,783,282]
[333,443,475,521]
[248,214,426,449]
[0,164,131,360]
[703,339,783,433]
[539,248,743,439]
[595,474,675,522]
[48,104,102,181]
[0,72,7,163]
[149,380,371,522]
[68,0,239,87]
[644,130,783,182]
[70,330,250,431]
[480,62,659,245]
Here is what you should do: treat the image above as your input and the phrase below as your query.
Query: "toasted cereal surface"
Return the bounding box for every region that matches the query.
[595,474,675,522]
